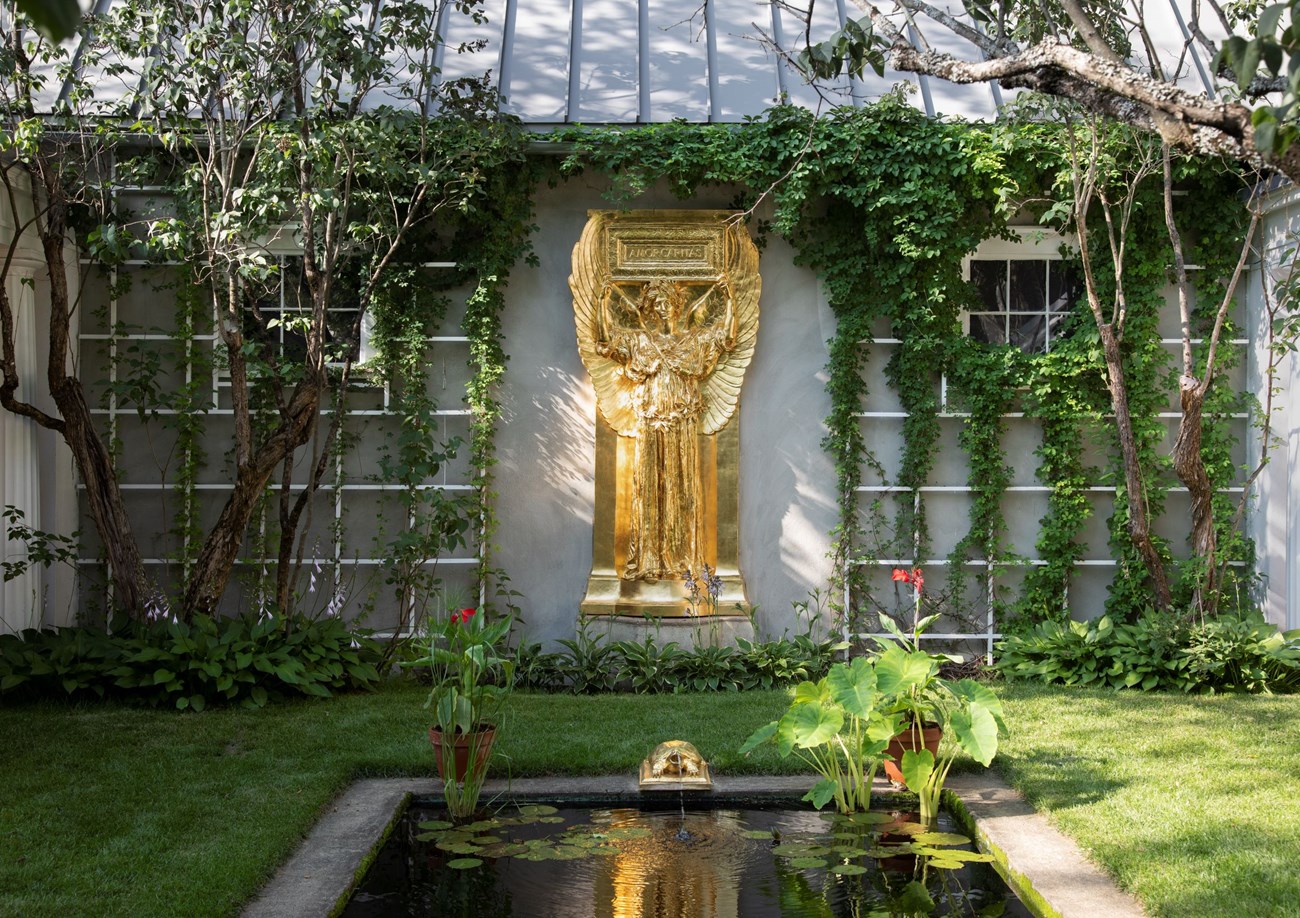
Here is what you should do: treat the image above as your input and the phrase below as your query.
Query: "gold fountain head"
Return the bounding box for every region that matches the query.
[639,740,713,791]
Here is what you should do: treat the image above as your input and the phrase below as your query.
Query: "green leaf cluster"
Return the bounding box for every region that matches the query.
[0,611,383,709]
[513,631,840,695]
[996,611,1300,693]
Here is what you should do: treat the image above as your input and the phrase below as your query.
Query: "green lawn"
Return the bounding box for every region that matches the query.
[993,682,1300,918]
[2,682,1298,917]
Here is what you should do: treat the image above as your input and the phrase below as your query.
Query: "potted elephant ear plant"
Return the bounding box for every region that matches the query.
[409,604,515,821]
[873,568,1008,823]
[740,656,902,814]
[874,568,961,785]
[900,678,1007,824]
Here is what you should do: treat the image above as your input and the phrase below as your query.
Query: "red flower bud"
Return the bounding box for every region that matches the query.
[891,568,911,583]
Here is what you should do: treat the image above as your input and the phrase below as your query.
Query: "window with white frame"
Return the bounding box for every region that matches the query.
[964,229,1079,353]
[248,256,373,368]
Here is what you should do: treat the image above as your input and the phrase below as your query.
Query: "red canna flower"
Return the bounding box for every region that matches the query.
[892,567,923,594]
[453,607,477,623]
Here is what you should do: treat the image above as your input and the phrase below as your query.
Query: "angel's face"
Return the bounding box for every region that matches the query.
[642,282,680,330]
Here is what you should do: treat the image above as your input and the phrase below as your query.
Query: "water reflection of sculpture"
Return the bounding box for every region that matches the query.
[595,278,735,581]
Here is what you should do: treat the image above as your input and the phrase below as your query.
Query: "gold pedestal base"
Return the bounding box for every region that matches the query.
[579,569,749,618]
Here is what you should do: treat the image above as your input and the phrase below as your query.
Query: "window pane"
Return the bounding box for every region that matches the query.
[970,313,1007,345]
[1010,313,1046,351]
[1009,260,1046,313]
[970,261,1007,312]
[1048,261,1079,313]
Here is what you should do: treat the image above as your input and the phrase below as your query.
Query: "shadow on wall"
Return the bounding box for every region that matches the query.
[525,367,597,522]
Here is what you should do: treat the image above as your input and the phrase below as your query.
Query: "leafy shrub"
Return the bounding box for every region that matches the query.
[671,644,743,692]
[0,612,383,710]
[1182,614,1300,693]
[510,627,840,694]
[996,611,1300,694]
[512,641,569,692]
[553,623,622,694]
[733,635,837,689]
[609,636,683,694]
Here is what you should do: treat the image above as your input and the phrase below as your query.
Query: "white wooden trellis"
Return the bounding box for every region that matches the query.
[847,333,1251,661]
[76,256,485,630]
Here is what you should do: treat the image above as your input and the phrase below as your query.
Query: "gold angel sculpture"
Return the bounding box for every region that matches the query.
[572,212,760,589]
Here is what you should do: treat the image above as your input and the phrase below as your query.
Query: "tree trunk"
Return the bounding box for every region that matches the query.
[182,380,323,618]
[1171,379,1216,617]
[1098,323,1172,610]
[38,220,148,619]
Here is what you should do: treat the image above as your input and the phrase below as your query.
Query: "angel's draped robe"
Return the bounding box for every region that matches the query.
[598,320,734,580]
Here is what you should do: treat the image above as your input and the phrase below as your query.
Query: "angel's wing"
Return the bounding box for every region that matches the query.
[699,220,760,436]
[570,214,639,436]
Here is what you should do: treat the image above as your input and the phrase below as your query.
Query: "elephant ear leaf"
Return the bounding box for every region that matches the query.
[874,645,936,695]
[900,748,935,794]
[789,700,844,749]
[740,720,778,756]
[802,778,839,810]
[949,678,1008,736]
[827,657,877,717]
[949,703,999,766]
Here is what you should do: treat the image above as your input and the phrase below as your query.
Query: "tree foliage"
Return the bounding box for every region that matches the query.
[790,0,1300,184]
[1,0,531,621]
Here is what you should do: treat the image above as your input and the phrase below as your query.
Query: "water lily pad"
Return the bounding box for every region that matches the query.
[919,849,993,863]
[882,822,929,836]
[446,857,482,870]
[830,863,869,876]
[741,829,775,840]
[926,857,965,870]
[518,804,558,816]
[562,836,604,848]
[477,843,530,858]
[447,843,482,855]
[789,857,830,869]
[538,816,566,824]
[417,819,454,831]
[587,845,619,857]
[471,835,503,845]
[832,845,866,858]
[771,843,827,857]
[865,845,920,858]
[913,831,971,846]
[551,845,587,860]
[461,820,502,833]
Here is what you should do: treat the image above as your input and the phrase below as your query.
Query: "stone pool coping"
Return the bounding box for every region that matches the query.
[242,773,1145,918]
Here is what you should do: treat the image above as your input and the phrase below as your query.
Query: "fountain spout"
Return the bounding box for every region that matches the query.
[639,740,713,792]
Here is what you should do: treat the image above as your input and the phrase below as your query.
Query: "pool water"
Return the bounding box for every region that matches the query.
[345,799,1029,917]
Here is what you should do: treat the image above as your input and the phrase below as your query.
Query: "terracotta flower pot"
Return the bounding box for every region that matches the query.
[428,725,496,781]
[882,722,942,785]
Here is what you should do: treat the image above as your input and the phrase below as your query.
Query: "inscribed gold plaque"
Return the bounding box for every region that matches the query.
[571,211,759,617]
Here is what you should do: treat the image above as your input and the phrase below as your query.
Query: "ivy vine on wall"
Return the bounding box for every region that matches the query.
[557,94,1255,638]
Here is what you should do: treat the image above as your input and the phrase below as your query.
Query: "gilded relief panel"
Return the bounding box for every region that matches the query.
[571,210,759,617]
